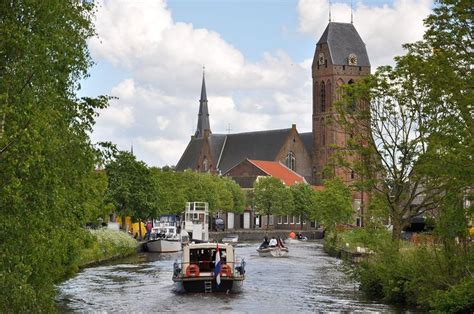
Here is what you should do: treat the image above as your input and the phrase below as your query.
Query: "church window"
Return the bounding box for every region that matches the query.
[321,118,326,146]
[203,158,209,172]
[286,151,296,171]
[320,81,326,112]
[313,81,318,113]
[348,79,356,111]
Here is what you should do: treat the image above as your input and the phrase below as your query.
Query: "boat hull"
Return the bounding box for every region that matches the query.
[146,239,182,253]
[173,277,244,293]
[257,247,289,257]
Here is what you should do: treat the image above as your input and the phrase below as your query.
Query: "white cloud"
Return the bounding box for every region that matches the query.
[298,0,432,68]
[89,0,431,167]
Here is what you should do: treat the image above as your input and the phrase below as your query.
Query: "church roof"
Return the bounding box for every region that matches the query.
[175,137,205,171]
[175,128,293,173]
[217,128,292,173]
[317,22,370,67]
[248,160,306,186]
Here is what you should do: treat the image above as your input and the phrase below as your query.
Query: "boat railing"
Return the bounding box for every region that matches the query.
[173,258,246,278]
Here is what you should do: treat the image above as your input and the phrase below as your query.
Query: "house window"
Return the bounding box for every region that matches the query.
[291,216,295,224]
[286,151,296,171]
[268,215,274,225]
[297,216,301,224]
[278,216,282,224]
[320,81,326,112]
[283,215,288,224]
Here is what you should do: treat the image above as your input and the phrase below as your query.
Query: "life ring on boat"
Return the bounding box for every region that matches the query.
[220,264,233,277]
[186,264,200,277]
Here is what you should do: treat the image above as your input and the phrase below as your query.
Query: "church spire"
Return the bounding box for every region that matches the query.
[195,69,211,138]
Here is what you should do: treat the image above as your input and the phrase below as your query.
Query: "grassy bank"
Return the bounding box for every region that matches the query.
[78,229,138,267]
[325,229,474,312]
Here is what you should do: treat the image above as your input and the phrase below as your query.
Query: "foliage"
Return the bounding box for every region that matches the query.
[0,1,109,311]
[78,229,138,267]
[290,183,317,229]
[429,277,474,313]
[312,178,353,234]
[253,177,293,228]
[221,176,245,213]
[105,151,159,222]
[151,167,186,215]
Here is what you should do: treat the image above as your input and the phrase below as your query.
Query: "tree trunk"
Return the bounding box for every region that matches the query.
[121,215,126,231]
[391,215,402,248]
[138,218,143,240]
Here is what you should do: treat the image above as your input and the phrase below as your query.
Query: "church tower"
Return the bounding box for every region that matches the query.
[195,71,211,138]
[311,22,370,184]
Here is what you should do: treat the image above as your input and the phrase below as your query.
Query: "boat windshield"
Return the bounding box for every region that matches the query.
[189,248,227,272]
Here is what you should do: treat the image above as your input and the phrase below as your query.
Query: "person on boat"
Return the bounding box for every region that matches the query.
[259,236,270,249]
[269,237,277,247]
[276,237,285,248]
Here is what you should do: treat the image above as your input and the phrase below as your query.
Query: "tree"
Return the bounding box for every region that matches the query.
[0,1,107,311]
[151,168,186,215]
[290,183,317,230]
[221,177,245,213]
[253,177,293,230]
[312,178,353,237]
[105,151,158,237]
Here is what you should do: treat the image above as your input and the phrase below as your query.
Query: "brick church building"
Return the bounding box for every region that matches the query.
[176,22,370,228]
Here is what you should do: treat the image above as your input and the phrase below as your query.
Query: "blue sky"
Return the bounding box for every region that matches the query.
[85,0,432,166]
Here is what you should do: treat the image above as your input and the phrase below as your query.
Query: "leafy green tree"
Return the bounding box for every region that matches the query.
[253,177,293,230]
[221,177,245,213]
[151,168,186,215]
[312,178,353,236]
[0,1,107,311]
[105,151,158,237]
[290,183,317,230]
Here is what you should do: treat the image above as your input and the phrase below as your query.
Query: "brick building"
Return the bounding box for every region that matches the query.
[176,21,370,228]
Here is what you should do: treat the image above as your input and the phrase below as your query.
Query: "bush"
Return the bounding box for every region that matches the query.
[430,277,474,313]
[78,229,138,267]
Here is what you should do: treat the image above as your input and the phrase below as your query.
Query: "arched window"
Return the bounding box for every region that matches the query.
[320,81,326,112]
[321,118,325,146]
[286,151,296,171]
[327,80,332,111]
[203,157,209,172]
[313,81,318,113]
[348,79,356,111]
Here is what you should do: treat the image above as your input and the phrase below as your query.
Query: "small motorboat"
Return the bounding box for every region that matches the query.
[256,246,289,257]
[257,237,289,257]
[172,242,246,293]
[221,234,239,244]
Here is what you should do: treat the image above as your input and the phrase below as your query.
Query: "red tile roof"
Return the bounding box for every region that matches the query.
[248,160,306,186]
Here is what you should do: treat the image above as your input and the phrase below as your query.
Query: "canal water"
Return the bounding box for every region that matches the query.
[56,241,400,313]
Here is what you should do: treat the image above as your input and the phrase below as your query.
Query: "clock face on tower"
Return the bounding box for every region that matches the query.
[348,53,358,65]
[318,53,325,65]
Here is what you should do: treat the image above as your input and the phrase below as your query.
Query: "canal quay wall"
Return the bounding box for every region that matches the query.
[209,229,325,242]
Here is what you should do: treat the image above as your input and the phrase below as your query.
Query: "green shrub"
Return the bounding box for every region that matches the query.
[429,277,474,313]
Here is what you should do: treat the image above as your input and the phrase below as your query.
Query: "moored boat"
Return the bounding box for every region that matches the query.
[146,225,182,253]
[172,242,246,293]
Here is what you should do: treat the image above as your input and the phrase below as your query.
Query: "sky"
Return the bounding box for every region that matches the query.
[83,0,433,167]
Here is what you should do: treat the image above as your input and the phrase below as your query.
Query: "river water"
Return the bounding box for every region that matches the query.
[56,241,401,313]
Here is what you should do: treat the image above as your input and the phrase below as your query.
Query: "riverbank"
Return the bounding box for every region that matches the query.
[78,229,138,268]
[325,228,474,312]
[210,228,324,242]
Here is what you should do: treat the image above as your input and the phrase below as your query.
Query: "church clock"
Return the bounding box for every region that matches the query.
[348,53,358,65]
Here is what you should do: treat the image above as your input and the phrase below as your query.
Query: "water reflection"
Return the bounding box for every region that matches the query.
[56,241,400,312]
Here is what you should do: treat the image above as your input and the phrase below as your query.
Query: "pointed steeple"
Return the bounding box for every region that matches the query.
[195,70,211,138]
